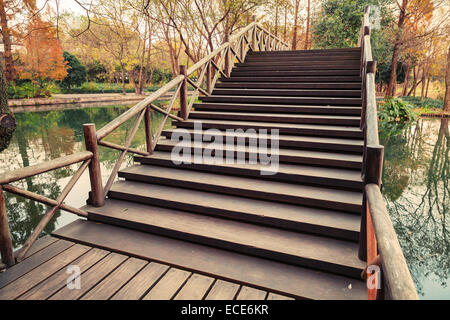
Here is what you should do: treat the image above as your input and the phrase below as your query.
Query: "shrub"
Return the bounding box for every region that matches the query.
[6,82,56,99]
[378,97,417,122]
[397,96,444,110]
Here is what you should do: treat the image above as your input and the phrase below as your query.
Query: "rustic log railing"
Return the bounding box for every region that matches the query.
[0,151,93,266]
[357,6,418,300]
[0,18,288,268]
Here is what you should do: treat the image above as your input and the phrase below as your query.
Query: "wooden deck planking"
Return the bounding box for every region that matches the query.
[81,257,147,300]
[111,262,169,300]
[0,239,74,290]
[0,244,90,299]
[142,268,191,300]
[205,280,240,300]
[48,252,128,300]
[18,247,109,300]
[173,274,215,300]
[236,286,267,300]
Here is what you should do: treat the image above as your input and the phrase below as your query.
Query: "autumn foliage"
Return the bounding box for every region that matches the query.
[17,15,67,86]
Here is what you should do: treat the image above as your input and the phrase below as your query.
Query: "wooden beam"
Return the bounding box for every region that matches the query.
[83,124,104,207]
[179,65,188,120]
[0,151,92,185]
[144,106,153,154]
[0,186,14,267]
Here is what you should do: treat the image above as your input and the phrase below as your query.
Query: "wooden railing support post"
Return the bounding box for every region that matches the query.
[252,15,257,51]
[83,124,104,207]
[206,62,212,94]
[0,186,14,267]
[179,65,188,120]
[359,144,384,260]
[144,106,153,153]
[224,33,231,77]
[240,35,245,61]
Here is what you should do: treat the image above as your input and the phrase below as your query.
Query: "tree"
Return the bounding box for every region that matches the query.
[60,51,87,89]
[0,0,36,83]
[0,61,15,152]
[17,15,68,87]
[444,46,450,112]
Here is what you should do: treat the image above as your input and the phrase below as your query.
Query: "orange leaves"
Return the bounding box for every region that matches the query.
[17,15,67,83]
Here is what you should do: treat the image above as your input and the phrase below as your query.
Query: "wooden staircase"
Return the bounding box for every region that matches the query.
[80,47,367,299]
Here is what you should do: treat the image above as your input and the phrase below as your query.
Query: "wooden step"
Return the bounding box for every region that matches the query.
[118,165,363,214]
[86,199,365,278]
[220,76,362,83]
[189,111,361,126]
[155,139,362,168]
[216,82,362,90]
[134,151,363,190]
[93,190,359,242]
[247,48,361,55]
[237,60,361,67]
[199,95,362,106]
[211,88,361,98]
[52,219,366,300]
[244,56,360,63]
[174,119,364,139]
[233,65,360,71]
[161,129,364,153]
[193,103,362,115]
[231,70,361,77]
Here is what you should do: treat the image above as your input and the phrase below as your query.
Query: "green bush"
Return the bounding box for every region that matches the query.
[397,96,444,110]
[378,97,417,122]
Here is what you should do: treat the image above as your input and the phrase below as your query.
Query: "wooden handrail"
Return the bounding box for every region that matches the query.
[358,6,418,300]
[366,184,419,300]
[0,151,93,185]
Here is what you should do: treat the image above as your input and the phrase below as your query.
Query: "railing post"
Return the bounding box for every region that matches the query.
[83,124,104,207]
[240,35,245,61]
[206,62,212,94]
[359,144,384,260]
[179,65,188,120]
[0,185,14,267]
[224,32,231,77]
[252,15,257,51]
[144,106,153,153]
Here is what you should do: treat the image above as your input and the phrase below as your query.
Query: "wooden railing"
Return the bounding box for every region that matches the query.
[357,6,418,300]
[0,151,92,266]
[0,18,288,268]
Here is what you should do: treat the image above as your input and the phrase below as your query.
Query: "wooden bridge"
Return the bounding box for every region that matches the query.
[0,8,418,300]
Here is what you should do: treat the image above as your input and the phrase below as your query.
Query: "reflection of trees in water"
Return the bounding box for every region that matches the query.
[381,119,450,296]
[4,104,169,248]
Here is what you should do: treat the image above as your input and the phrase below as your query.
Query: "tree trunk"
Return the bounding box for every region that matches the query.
[402,63,410,96]
[283,4,287,42]
[274,1,278,38]
[420,66,426,101]
[444,46,450,112]
[304,0,311,50]
[425,76,430,99]
[0,61,16,152]
[387,0,408,96]
[0,2,15,83]
[291,0,299,50]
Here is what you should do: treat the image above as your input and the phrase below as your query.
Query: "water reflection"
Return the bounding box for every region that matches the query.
[380,118,449,299]
[0,104,170,249]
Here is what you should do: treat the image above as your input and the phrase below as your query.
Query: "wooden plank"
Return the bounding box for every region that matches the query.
[0,240,74,289]
[0,244,90,299]
[236,286,267,300]
[200,95,362,106]
[175,119,363,139]
[220,76,362,83]
[52,220,366,300]
[81,257,147,300]
[230,70,361,77]
[205,280,240,300]
[266,293,295,300]
[212,88,361,97]
[22,235,59,259]
[135,152,363,191]
[86,197,365,278]
[111,262,169,300]
[174,273,215,300]
[142,268,191,300]
[18,248,109,300]
[161,129,364,153]
[49,252,127,300]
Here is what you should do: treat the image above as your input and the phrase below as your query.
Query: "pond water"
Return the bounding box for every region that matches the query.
[380,118,449,299]
[0,103,170,251]
[0,103,448,299]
